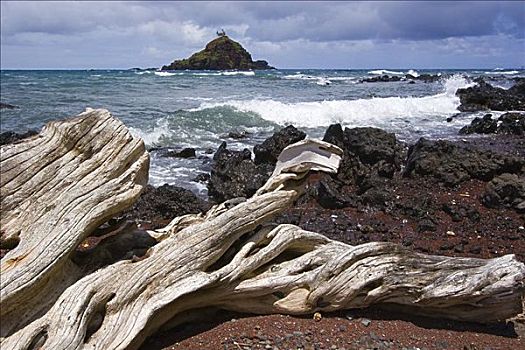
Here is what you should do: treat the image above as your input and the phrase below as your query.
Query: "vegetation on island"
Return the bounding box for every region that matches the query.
[161,35,274,70]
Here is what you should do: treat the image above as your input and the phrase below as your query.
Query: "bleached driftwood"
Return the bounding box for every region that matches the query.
[1,112,524,350]
[0,109,149,336]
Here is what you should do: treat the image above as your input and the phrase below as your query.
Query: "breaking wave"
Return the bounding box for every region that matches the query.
[484,70,520,75]
[154,71,178,77]
[190,75,472,129]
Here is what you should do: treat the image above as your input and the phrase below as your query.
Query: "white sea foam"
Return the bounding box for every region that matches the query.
[368,69,405,75]
[154,71,178,77]
[407,69,420,77]
[129,118,169,146]
[284,73,341,85]
[283,73,318,80]
[193,71,255,76]
[328,77,357,81]
[221,71,255,76]
[316,78,332,86]
[191,75,472,129]
[484,70,520,75]
[135,71,154,75]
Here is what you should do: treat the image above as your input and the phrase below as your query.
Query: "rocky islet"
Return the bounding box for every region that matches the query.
[161,35,274,71]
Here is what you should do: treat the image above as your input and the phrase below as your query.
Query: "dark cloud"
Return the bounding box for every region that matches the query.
[1,1,523,68]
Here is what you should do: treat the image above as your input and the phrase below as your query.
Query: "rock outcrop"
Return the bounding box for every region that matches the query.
[456,79,525,112]
[207,142,273,202]
[124,184,211,229]
[0,130,38,146]
[254,125,306,165]
[323,124,404,185]
[460,112,525,135]
[162,36,274,71]
[482,173,525,212]
[0,102,18,109]
[404,138,525,186]
[208,126,307,202]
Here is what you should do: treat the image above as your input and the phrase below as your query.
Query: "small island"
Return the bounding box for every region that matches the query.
[161,34,274,70]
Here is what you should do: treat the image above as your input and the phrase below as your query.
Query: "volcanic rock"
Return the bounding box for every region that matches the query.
[161,36,274,71]
[482,173,525,212]
[456,79,525,112]
[0,130,38,146]
[361,75,403,83]
[254,125,306,165]
[159,147,197,158]
[0,102,18,109]
[405,73,442,82]
[207,142,273,202]
[498,112,525,135]
[459,114,497,134]
[124,184,211,229]
[404,138,525,186]
[459,112,524,135]
[323,124,404,184]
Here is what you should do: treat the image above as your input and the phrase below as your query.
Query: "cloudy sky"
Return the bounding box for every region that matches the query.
[1,1,524,69]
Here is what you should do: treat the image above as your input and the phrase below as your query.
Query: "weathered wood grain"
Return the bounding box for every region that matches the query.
[0,109,149,336]
[1,114,523,350]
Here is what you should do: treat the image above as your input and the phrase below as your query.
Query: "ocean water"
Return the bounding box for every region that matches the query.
[1,68,523,195]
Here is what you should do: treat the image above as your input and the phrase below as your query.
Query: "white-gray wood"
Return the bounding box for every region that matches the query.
[1,110,523,350]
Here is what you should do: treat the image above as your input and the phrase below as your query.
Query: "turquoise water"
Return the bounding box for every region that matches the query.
[1,68,522,194]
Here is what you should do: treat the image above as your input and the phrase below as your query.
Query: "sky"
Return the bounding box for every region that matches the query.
[1,1,524,69]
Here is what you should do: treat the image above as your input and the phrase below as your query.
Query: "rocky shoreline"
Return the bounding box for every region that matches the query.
[1,79,524,349]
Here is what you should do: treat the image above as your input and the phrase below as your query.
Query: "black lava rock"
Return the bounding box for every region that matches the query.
[497,112,525,135]
[361,75,402,83]
[160,147,196,158]
[459,112,524,135]
[459,114,497,134]
[404,138,525,187]
[323,124,404,185]
[208,142,273,202]
[125,184,211,229]
[482,173,525,212]
[0,102,18,109]
[0,130,39,146]
[456,79,525,112]
[253,125,306,165]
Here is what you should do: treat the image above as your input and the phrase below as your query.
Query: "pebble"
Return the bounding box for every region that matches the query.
[361,318,371,327]
[313,312,322,322]
[446,230,456,236]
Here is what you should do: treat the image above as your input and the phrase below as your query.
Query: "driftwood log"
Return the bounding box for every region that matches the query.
[1,109,524,350]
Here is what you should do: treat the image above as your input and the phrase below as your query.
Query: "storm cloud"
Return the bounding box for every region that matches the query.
[1,1,524,69]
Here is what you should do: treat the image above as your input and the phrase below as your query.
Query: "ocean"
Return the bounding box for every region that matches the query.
[1,68,523,196]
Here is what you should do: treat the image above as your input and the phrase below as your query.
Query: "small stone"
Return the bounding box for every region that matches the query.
[446,230,456,236]
[313,312,322,322]
[360,318,371,327]
[469,245,482,254]
[293,331,304,337]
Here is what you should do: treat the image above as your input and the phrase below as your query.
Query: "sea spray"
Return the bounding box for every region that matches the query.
[190,75,473,129]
